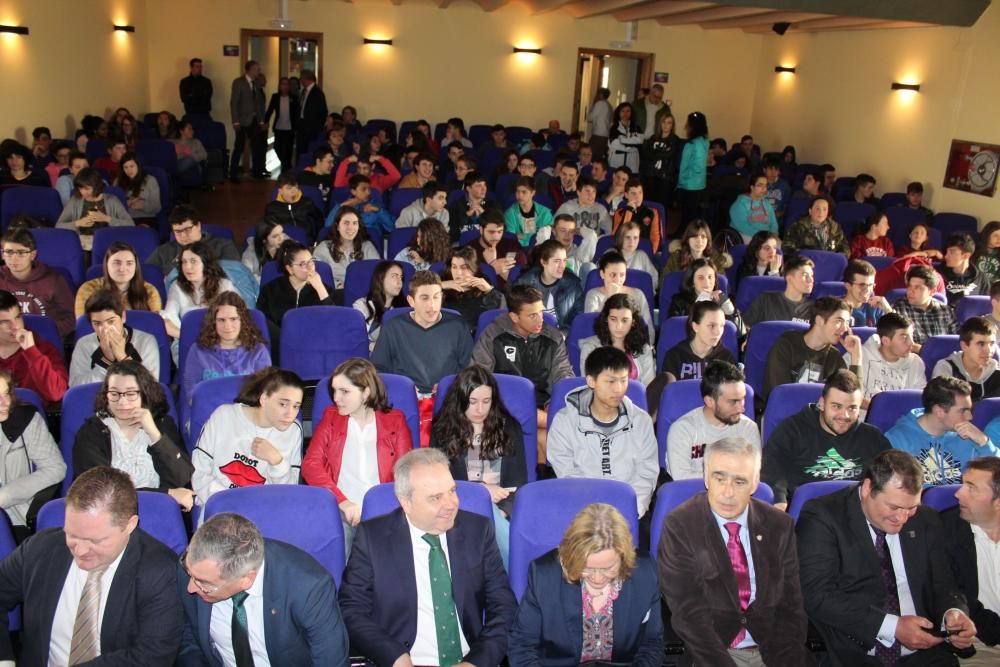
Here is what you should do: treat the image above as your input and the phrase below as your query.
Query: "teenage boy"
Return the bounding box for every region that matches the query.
[932,316,1000,401]
[906,181,934,218]
[793,168,821,200]
[763,155,791,223]
[264,171,324,243]
[69,290,160,386]
[333,150,401,194]
[603,165,629,211]
[448,171,500,242]
[743,254,815,327]
[763,296,862,402]
[396,152,435,189]
[0,290,68,404]
[842,259,892,327]
[844,312,926,413]
[0,228,76,339]
[547,161,579,208]
[504,176,554,247]
[547,346,658,517]
[93,137,127,180]
[666,360,759,480]
[891,264,956,347]
[396,181,449,230]
[549,214,596,278]
[295,146,335,207]
[763,370,890,510]
[611,177,661,254]
[555,176,612,237]
[887,376,999,486]
[818,163,837,196]
[988,280,1000,332]
[940,232,991,305]
[146,205,241,274]
[325,174,393,236]
[468,211,526,289]
[852,173,878,206]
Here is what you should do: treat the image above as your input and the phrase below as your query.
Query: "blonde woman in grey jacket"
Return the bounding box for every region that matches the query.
[0,371,66,541]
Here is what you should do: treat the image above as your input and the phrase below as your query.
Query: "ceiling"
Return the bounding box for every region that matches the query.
[402,0,991,33]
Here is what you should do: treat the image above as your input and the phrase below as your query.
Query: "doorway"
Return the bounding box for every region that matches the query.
[572,48,654,137]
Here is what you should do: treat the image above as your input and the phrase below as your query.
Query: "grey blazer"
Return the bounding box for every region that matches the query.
[230,75,265,127]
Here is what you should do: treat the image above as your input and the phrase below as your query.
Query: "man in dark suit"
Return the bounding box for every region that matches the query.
[177,512,349,666]
[0,466,182,666]
[229,59,267,182]
[797,449,977,666]
[180,57,213,116]
[297,69,328,157]
[942,456,1000,664]
[339,448,517,667]
[659,436,810,666]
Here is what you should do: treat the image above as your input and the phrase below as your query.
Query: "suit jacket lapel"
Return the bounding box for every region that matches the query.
[746,501,769,608]
[561,578,584,653]
[447,514,471,635]
[390,510,419,633]
[611,576,636,656]
[39,539,74,664]
[100,533,142,649]
[699,495,741,611]
[898,514,926,615]
[261,548,282,664]
[847,489,880,573]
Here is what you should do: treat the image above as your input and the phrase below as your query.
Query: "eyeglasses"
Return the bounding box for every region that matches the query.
[106,390,141,402]
[179,549,222,594]
[581,563,621,578]
[172,224,198,235]
[291,259,316,269]
[1,250,32,257]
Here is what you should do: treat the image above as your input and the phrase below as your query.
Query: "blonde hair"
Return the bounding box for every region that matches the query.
[557,503,636,584]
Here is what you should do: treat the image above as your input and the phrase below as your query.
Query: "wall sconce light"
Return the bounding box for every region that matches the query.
[774,66,796,74]
[513,47,542,55]
[0,25,29,35]
[113,25,135,32]
[363,38,392,46]
[891,82,920,92]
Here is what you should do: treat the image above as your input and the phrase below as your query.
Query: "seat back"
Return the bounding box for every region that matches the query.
[23,315,64,362]
[204,485,346,585]
[31,228,85,288]
[955,295,992,324]
[13,388,46,418]
[547,377,647,432]
[565,312,598,375]
[787,480,855,521]
[762,383,823,444]
[922,484,960,512]
[1,186,63,230]
[866,389,923,433]
[734,275,786,313]
[135,139,178,175]
[832,202,875,237]
[656,317,738,370]
[387,228,417,261]
[312,372,420,449]
[972,396,1000,430]
[743,320,810,397]
[508,478,639,600]
[879,192,907,208]
[389,189,422,219]
[279,307,369,380]
[186,374,248,450]
[811,281,847,299]
[91,227,160,268]
[919,335,961,380]
[934,212,978,236]
[798,250,848,284]
[360,481,493,521]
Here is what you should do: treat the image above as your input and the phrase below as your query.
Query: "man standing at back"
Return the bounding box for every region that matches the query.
[633,83,671,139]
[339,448,517,667]
[297,69,328,153]
[229,60,267,182]
[180,57,213,116]
[0,466,183,665]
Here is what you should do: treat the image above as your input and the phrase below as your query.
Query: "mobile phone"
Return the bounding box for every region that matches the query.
[921,626,959,638]
[505,252,517,260]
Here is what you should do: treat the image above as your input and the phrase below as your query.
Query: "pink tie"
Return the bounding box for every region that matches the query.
[725,522,751,647]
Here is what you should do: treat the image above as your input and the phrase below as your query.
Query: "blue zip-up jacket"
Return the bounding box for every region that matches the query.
[886,408,999,486]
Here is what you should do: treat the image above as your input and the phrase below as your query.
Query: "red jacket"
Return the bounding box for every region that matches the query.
[0,337,68,404]
[334,156,401,193]
[301,407,412,503]
[0,264,76,338]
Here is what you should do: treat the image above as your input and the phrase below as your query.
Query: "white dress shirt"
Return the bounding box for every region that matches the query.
[338,417,380,504]
[406,518,470,665]
[712,506,757,648]
[972,523,1000,615]
[209,560,270,667]
[48,544,127,665]
[867,523,917,657]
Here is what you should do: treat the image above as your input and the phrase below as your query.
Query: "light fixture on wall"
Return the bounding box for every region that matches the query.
[513,46,542,55]
[0,25,29,35]
[113,25,135,32]
[891,82,920,92]
[363,37,392,46]
[774,66,796,74]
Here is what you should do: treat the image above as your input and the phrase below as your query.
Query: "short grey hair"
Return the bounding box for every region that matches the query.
[705,437,761,472]
[187,512,265,580]
[394,448,450,499]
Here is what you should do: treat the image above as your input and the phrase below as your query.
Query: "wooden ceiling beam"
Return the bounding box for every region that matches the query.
[700,10,826,29]
[563,0,652,19]
[613,1,713,22]
[656,5,773,25]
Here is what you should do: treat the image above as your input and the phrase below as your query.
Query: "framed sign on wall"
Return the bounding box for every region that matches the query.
[943,139,999,197]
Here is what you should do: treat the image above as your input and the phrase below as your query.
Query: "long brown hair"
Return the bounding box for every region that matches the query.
[101,241,152,311]
[327,358,392,413]
[325,205,369,263]
[93,359,169,419]
[235,367,305,406]
[196,292,267,351]
[176,241,226,302]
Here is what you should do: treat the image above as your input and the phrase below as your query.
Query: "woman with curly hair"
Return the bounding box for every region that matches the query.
[734,230,782,289]
[302,358,412,552]
[579,293,655,386]
[161,240,236,341]
[75,240,161,316]
[313,206,380,289]
[352,260,407,350]
[181,291,272,406]
[394,217,450,271]
[73,360,194,511]
[430,364,526,568]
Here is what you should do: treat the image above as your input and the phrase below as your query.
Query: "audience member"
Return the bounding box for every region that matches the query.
[513,239,583,333]
[115,152,161,224]
[639,112,680,209]
[240,216,287,281]
[549,213,596,278]
[614,220,658,285]
[667,257,743,338]
[0,227,75,338]
[729,173,779,243]
[585,251,653,337]
[56,167,134,251]
[263,171,323,243]
[504,176,554,247]
[841,259,891,327]
[607,102,642,172]
[448,171,501,242]
[897,222,943,260]
[179,57,213,115]
[940,232,991,305]
[314,206,380,289]
[43,140,72,186]
[851,212,895,259]
[734,230,782,288]
[256,239,334,349]
[0,290,67,404]
[326,174,393,236]
[334,150,402,194]
[296,146,334,207]
[846,312,926,413]
[793,167,821,200]
[548,347,658,517]
[676,112,710,224]
[989,280,1000,332]
[229,60,267,181]
[468,210,526,290]
[661,436,810,665]
[397,181,449,229]
[353,260,406,350]
[394,217,451,272]
[55,150,91,204]
[547,160,579,208]
[663,219,732,274]
[782,195,849,256]
[974,221,1000,286]
[891,264,956,346]
[580,292,655,387]
[554,175,612,237]
[172,120,208,183]
[147,205,241,275]
[743,254,815,327]
[161,241,237,343]
[70,289,160,386]
[763,154,791,223]
[796,449,977,664]
[0,466,183,664]
[178,512,349,665]
[905,181,934,218]
[932,316,1000,401]
[339,448,516,667]
[302,358,412,550]
[666,360,758,479]
[818,163,837,195]
[509,503,663,665]
[440,246,505,335]
[612,177,661,254]
[75,240,162,317]
[887,376,999,486]
[852,172,879,206]
[661,301,738,385]
[397,152,436,189]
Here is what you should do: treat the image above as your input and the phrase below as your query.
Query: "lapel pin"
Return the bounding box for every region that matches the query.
[271,608,278,615]
[756,535,762,541]
[908,530,916,538]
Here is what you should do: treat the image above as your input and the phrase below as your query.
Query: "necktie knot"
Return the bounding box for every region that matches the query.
[232,590,250,608]
[422,533,442,550]
[86,564,109,582]
[725,521,741,539]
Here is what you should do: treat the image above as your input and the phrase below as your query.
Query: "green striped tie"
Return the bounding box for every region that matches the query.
[422,534,464,667]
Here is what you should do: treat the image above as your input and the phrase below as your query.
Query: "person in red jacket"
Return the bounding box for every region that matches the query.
[0,227,75,339]
[301,358,412,552]
[333,150,401,194]
[0,290,68,405]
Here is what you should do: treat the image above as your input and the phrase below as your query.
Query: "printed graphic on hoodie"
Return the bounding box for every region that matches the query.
[803,448,863,480]
[915,446,963,486]
[219,453,267,488]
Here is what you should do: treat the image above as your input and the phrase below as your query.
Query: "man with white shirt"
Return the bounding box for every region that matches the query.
[339,448,516,667]
[797,449,977,666]
[177,512,349,666]
[0,466,182,665]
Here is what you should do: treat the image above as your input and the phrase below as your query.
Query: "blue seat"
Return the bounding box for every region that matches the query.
[885,206,930,233]
[934,212,978,236]
[103,184,129,209]
[364,118,397,140]
[204,485,346,586]
[508,478,639,600]
[280,306,369,380]
[279,223,311,247]
[972,396,1000,430]
[136,139,178,176]
[186,374,247,451]
[1,186,63,230]
[31,228,85,288]
[387,228,417,261]
[434,373,539,482]
[798,250,848,284]
[656,317,739,371]
[762,383,824,445]
[14,387,46,418]
[270,184,326,215]
[360,481,493,521]
[389,189,422,219]
[91,226,160,268]
[583,270,655,318]
[920,335,960,380]
[84,263,167,303]
[880,192,907,208]
[343,259,416,310]
[312,371,420,449]
[650,479,774,554]
[23,315,64,362]
[473,308,558,343]
[735,275,786,313]
[37,492,188,554]
[865,256,897,272]
[783,197,812,231]
[60,382,177,494]
[547,377,647,432]
[831,176,855,202]
[955,295,992,324]
[787,480,855,521]
[655,380,756,473]
[381,306,461,325]
[177,307,271,390]
[73,311,171,384]
[744,320,810,398]
[922,484,960,512]
[811,281,847,299]
[866,389,923,433]
[200,224,236,243]
[260,259,334,288]
[566,312,598,375]
[832,202,875,238]
[0,513,19,630]
[594,235,654,261]
[86,138,108,162]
